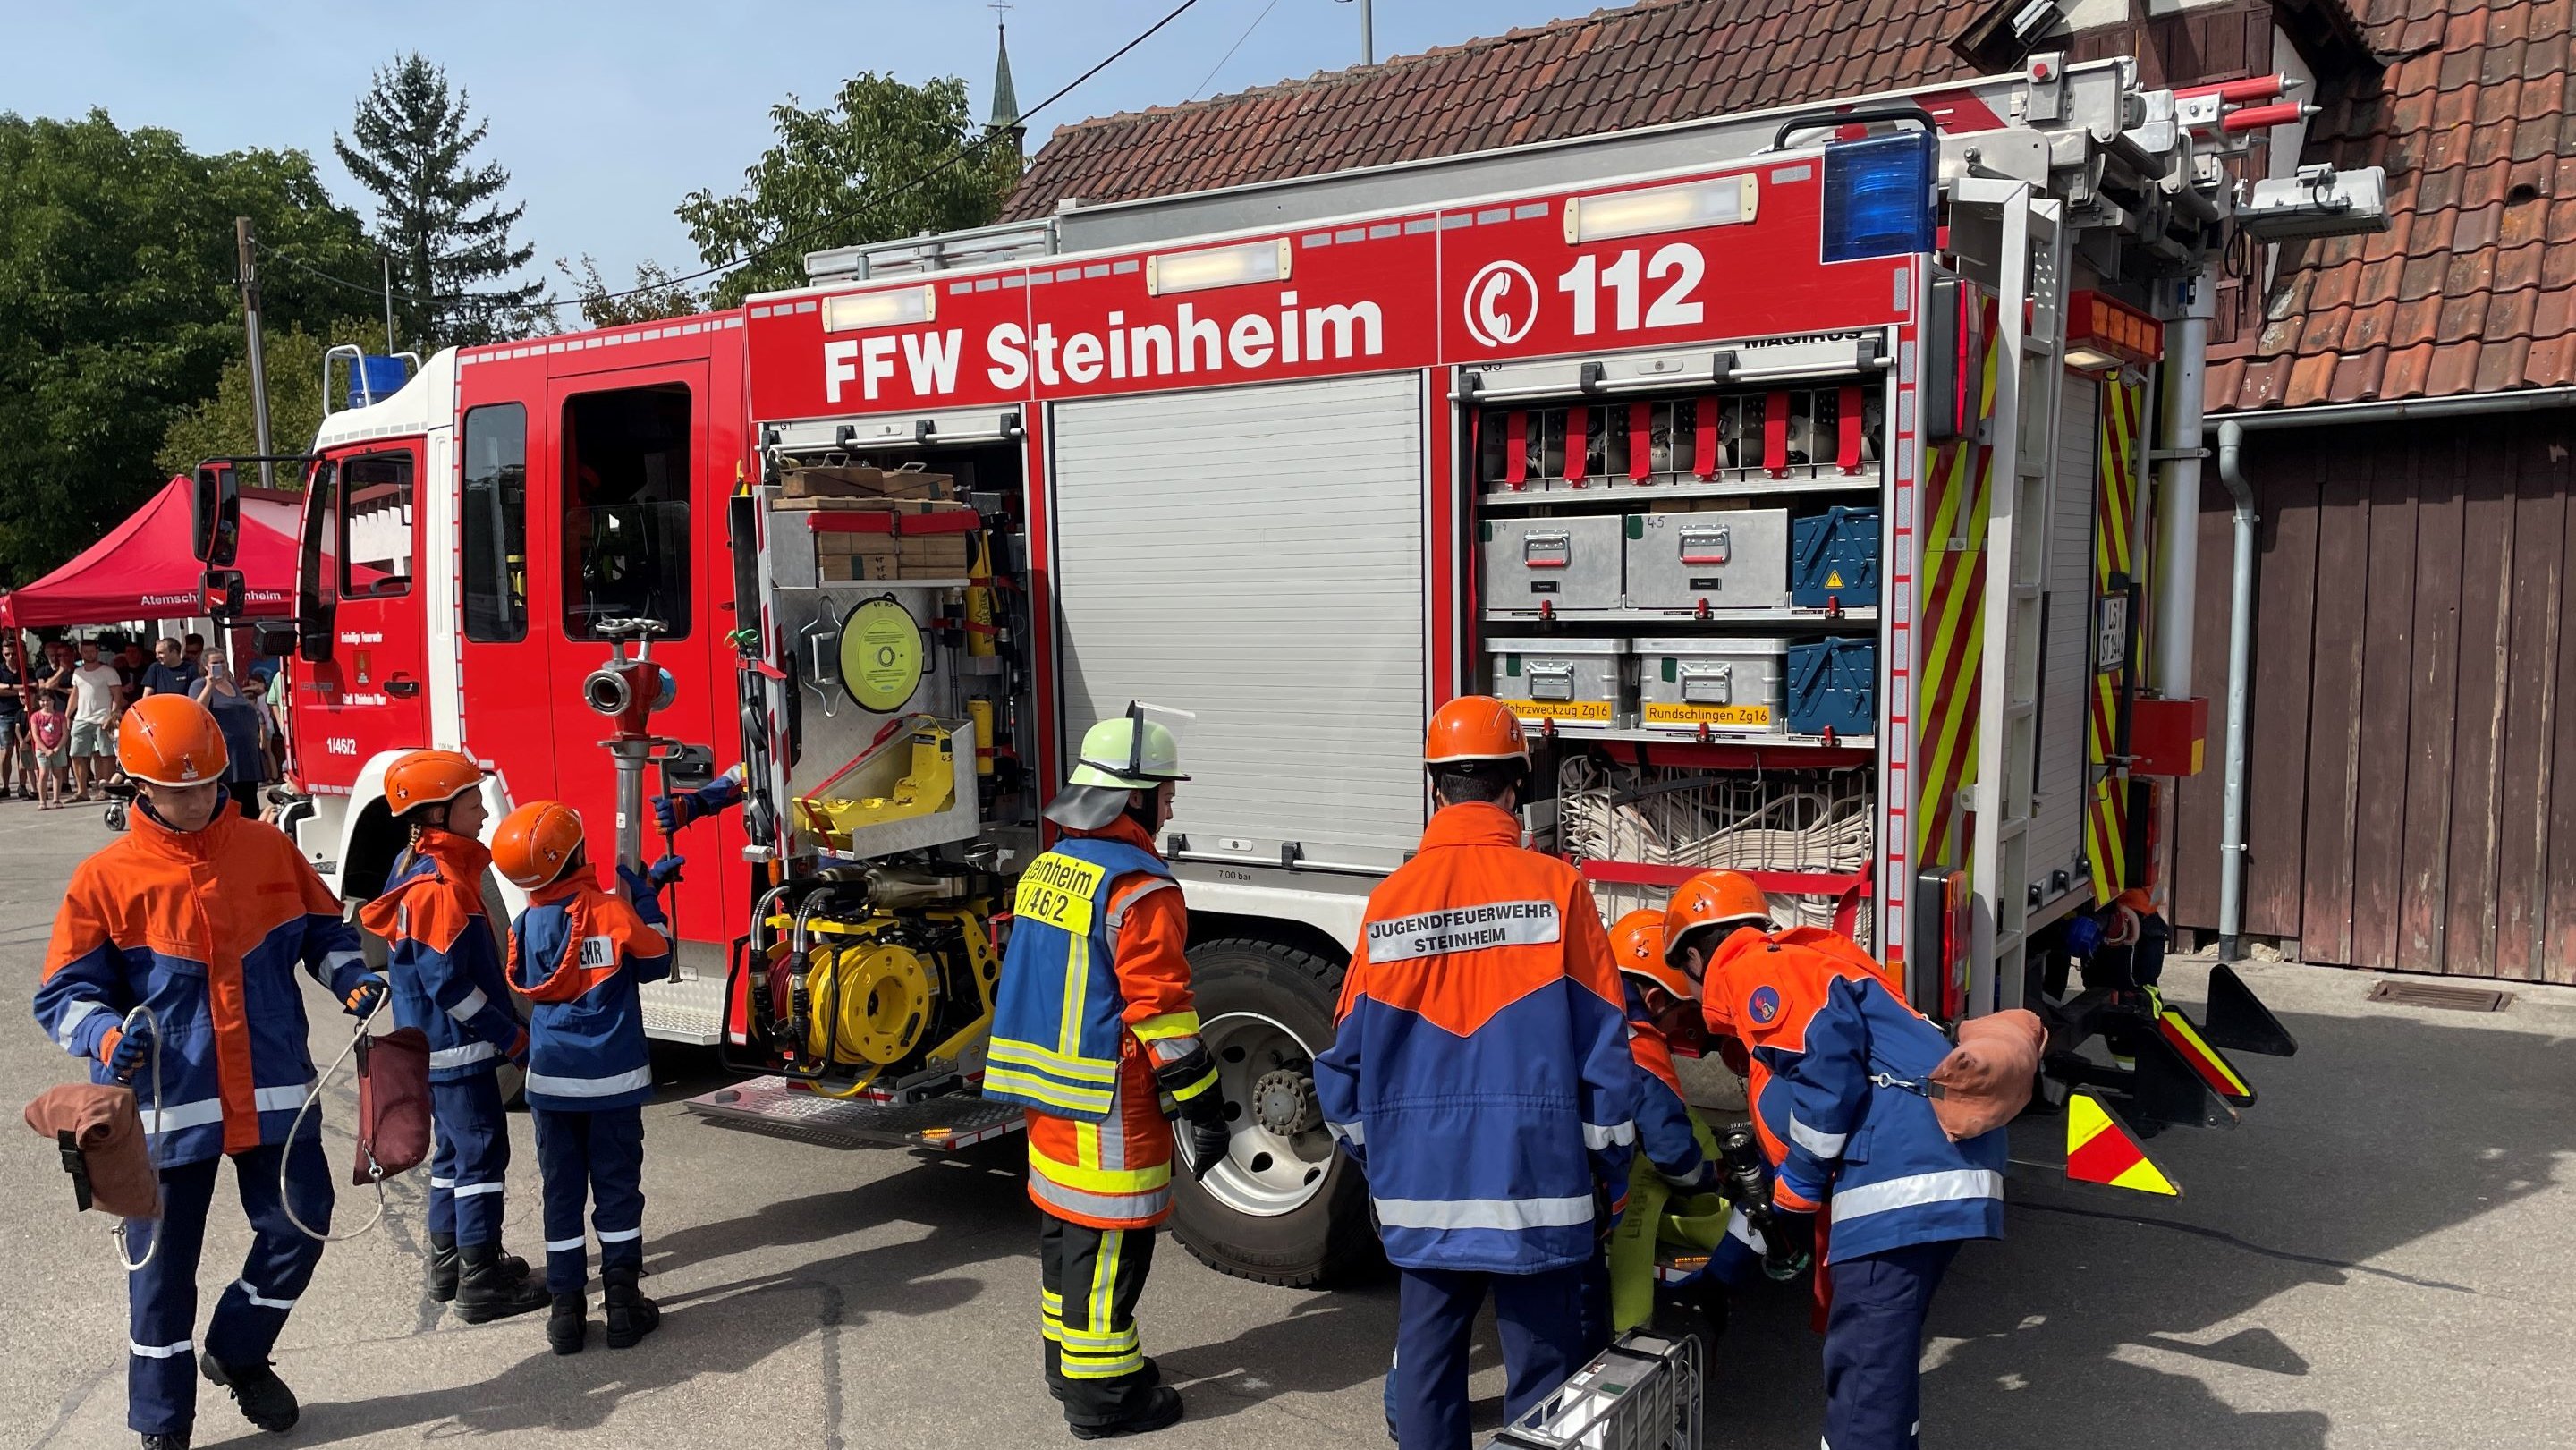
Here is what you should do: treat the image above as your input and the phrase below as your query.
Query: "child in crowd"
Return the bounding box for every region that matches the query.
[30,689,70,810]
[491,801,681,1355]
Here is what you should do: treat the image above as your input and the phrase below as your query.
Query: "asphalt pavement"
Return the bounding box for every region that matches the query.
[4,803,2572,1449]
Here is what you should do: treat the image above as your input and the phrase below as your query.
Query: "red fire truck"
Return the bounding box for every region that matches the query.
[224,52,2357,1285]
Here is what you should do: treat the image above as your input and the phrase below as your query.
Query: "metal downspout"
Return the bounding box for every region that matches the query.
[2215,420,2256,962]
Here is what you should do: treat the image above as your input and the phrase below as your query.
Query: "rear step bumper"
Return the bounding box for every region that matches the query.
[685,1075,1026,1151]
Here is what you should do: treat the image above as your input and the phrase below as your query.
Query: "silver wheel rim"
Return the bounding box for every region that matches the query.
[1196,1009,1331,1218]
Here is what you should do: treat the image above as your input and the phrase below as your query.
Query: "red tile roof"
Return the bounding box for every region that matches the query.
[1005,0,2568,411]
[2207,0,2576,411]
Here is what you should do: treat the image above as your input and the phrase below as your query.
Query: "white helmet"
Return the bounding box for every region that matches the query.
[1046,703,1189,829]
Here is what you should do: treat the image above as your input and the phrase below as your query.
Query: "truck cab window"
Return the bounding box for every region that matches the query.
[341,453,414,598]
[562,386,691,640]
[462,403,530,642]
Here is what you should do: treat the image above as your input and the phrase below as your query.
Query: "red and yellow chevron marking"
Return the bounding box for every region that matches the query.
[2066,1091,2179,1196]
[1913,298,2002,873]
[2084,374,2146,903]
[2157,1006,2255,1104]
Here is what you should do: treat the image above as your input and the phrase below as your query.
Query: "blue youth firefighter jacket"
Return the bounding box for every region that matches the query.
[34,801,374,1167]
[983,835,1176,1121]
[358,829,523,1082]
[1706,927,2007,1262]
[507,876,671,1113]
[1314,801,1640,1276]
[1623,978,1708,1184]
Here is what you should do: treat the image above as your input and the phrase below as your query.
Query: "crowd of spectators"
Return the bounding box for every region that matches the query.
[5,631,284,813]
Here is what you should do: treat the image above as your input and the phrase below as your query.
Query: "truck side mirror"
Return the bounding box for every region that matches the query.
[250,622,300,659]
[192,463,242,567]
[200,568,247,623]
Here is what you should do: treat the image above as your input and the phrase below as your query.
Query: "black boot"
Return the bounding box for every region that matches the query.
[140,1435,190,1450]
[199,1352,298,1433]
[1068,1386,1185,1440]
[426,1232,459,1302]
[453,1242,550,1324]
[547,1292,589,1355]
[602,1266,660,1349]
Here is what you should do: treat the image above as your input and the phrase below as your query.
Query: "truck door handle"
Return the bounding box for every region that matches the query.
[385,674,422,699]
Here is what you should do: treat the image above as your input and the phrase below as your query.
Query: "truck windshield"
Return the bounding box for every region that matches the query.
[562,385,691,640]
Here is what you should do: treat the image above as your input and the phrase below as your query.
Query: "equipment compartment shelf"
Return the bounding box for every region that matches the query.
[1479,467,1883,507]
[1523,725,1875,752]
[1481,607,1878,627]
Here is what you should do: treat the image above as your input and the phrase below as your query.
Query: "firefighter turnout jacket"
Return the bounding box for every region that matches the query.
[1315,801,1640,1275]
[359,829,525,1081]
[506,878,672,1112]
[1703,927,2006,1261]
[33,804,374,1166]
[984,818,1199,1230]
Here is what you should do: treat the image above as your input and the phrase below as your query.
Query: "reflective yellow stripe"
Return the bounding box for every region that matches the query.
[1089,1230,1122,1354]
[1056,1322,1140,1351]
[1059,934,1089,1057]
[1059,1347,1147,1379]
[1075,1120,1101,1172]
[1031,1145,1172,1197]
[1165,1064,1219,1104]
[987,1037,1120,1082]
[980,1066,1114,1115]
[1130,1011,1202,1043]
[1029,1173,1171,1223]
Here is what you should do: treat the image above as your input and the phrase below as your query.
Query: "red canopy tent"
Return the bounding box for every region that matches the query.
[0,476,301,629]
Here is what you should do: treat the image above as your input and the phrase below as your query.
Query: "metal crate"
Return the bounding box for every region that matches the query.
[1623,509,1792,613]
[1484,515,1625,615]
[1488,637,1630,729]
[1635,637,1787,736]
[1489,1332,1701,1450]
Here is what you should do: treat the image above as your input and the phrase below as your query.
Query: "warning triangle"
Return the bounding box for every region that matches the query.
[1825,569,1844,588]
[2066,1092,2179,1196]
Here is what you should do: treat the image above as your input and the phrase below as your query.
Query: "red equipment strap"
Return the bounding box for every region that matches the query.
[1693,396,1718,479]
[1627,402,1652,481]
[1563,406,1589,487]
[1765,391,1791,477]
[1504,411,1529,488]
[1837,386,1864,473]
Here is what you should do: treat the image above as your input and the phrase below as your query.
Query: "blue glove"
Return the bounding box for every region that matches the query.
[2063,912,2106,961]
[106,1021,154,1083]
[653,775,743,834]
[618,857,685,923]
[344,975,389,1018]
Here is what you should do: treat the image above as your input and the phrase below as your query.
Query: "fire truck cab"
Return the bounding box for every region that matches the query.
[257,52,2361,1285]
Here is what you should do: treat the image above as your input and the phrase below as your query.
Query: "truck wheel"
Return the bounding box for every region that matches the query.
[1167,937,1379,1288]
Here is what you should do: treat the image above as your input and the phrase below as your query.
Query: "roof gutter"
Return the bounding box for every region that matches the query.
[2208,382,2571,960]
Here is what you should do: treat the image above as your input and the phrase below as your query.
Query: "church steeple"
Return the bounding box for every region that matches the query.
[988,3,1024,161]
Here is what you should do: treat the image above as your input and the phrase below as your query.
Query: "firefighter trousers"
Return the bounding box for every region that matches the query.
[1039,1213,1159,1429]
[1822,1238,1961,1450]
[1390,1263,1591,1450]
[427,1070,512,1249]
[122,1136,334,1437]
[532,1106,645,1295]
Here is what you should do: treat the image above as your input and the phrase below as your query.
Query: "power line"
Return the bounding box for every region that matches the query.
[272,0,1205,318]
[1188,0,1284,102]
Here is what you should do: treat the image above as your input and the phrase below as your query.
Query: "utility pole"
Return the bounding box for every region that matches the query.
[1335,0,1372,65]
[382,253,398,353]
[235,217,275,491]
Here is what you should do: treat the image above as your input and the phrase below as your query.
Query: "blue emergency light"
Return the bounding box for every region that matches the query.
[1821,130,1939,264]
[347,354,411,409]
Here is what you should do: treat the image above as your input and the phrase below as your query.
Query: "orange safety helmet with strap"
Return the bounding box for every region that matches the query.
[1661,869,1772,974]
[1424,695,1530,767]
[116,694,229,787]
[384,749,485,815]
[1610,909,1697,1004]
[492,801,585,889]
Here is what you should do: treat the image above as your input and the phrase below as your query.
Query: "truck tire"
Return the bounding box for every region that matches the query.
[1166,937,1380,1288]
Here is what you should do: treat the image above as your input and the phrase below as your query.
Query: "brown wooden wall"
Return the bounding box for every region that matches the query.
[2165,409,2576,981]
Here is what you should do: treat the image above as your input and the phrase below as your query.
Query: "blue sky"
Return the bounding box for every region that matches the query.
[0,0,1597,307]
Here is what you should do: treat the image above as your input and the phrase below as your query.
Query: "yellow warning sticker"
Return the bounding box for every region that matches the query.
[1496,698,1614,723]
[1013,852,1106,935]
[1825,570,1845,589]
[1643,702,1774,727]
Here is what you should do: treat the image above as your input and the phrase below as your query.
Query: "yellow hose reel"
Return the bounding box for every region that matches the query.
[803,938,935,1067]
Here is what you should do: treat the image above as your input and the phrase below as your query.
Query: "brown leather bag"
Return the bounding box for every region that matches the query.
[353,1028,434,1185]
[1925,1008,2046,1141]
[25,1081,161,1220]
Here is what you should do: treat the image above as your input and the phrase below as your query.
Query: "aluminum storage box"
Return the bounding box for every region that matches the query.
[1623,508,1792,613]
[1483,515,1624,615]
[1486,637,1630,729]
[1635,637,1787,735]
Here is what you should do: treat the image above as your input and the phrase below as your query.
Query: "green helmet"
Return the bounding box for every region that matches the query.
[1046,704,1189,829]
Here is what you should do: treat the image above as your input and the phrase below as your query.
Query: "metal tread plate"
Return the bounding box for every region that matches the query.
[639,976,727,1046]
[685,1075,1026,1151]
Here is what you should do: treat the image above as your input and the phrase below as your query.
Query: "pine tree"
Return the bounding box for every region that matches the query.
[334,55,545,350]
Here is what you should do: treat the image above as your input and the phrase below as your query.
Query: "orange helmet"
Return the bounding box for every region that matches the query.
[385,750,486,815]
[1425,695,1530,767]
[117,694,228,787]
[492,801,586,889]
[1662,869,1772,969]
[1611,909,1697,1002]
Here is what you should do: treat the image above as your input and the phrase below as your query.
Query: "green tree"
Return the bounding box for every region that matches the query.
[0,110,374,585]
[678,73,1020,309]
[154,319,389,480]
[555,254,703,329]
[335,55,546,350]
